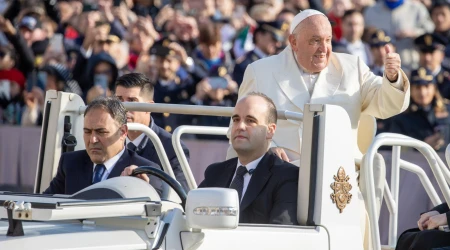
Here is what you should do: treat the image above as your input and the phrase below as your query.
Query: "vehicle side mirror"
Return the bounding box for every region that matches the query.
[186,188,239,230]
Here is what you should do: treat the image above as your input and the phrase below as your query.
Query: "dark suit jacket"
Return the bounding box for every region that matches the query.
[136,118,190,192]
[43,149,163,195]
[198,151,299,225]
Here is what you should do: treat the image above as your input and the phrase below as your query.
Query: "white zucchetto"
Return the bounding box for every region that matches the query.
[289,9,326,34]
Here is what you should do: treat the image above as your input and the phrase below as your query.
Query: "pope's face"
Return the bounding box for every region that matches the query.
[289,15,332,73]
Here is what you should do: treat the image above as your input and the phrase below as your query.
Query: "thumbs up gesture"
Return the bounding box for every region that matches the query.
[384,44,401,82]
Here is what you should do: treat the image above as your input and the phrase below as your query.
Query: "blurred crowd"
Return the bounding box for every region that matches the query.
[1,0,450,148]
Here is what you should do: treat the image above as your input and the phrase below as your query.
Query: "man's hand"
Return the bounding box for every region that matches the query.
[384,44,401,82]
[195,79,212,101]
[168,42,188,64]
[424,133,445,151]
[270,147,290,162]
[425,213,448,230]
[418,210,439,230]
[121,165,150,182]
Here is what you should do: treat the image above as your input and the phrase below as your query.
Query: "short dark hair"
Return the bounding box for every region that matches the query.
[198,21,221,45]
[431,0,450,15]
[342,9,362,21]
[84,96,127,126]
[114,73,155,100]
[246,92,277,124]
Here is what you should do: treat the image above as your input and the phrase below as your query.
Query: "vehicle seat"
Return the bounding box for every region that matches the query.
[356,114,386,220]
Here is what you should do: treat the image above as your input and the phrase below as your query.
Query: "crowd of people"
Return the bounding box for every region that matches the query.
[0,0,450,149]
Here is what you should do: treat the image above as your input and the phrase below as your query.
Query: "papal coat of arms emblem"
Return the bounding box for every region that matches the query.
[330,167,352,213]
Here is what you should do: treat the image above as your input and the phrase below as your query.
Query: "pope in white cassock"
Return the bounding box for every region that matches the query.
[227,9,410,250]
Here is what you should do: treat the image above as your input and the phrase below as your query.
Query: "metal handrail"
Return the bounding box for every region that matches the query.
[172,126,229,190]
[126,123,176,201]
[74,103,304,121]
[364,133,450,250]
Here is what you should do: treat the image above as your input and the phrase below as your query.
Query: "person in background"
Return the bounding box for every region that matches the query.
[0,46,26,125]
[149,39,195,133]
[233,21,285,84]
[389,67,450,152]
[364,0,435,74]
[114,73,191,192]
[22,63,82,126]
[414,33,450,99]
[327,0,353,42]
[430,0,450,70]
[84,52,119,103]
[338,10,372,66]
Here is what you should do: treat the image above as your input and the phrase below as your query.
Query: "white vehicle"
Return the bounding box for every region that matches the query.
[0,90,449,250]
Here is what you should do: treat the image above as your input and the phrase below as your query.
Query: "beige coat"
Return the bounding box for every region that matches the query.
[231,45,410,163]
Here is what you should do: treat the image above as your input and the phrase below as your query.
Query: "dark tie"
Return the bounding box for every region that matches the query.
[92,164,106,184]
[229,165,248,202]
[127,142,137,152]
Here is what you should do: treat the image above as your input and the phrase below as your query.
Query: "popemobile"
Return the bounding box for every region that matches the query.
[1,90,450,250]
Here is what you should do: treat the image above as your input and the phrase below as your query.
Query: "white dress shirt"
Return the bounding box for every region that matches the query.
[92,147,126,182]
[231,155,265,202]
[253,47,268,59]
[126,133,146,148]
[292,51,319,96]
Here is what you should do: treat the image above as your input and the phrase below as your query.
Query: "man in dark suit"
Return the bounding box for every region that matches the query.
[232,21,285,85]
[44,97,163,195]
[396,202,450,250]
[198,92,299,225]
[114,73,190,191]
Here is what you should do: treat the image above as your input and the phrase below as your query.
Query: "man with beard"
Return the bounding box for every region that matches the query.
[114,73,190,192]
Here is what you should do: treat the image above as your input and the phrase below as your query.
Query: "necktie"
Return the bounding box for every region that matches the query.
[127,142,137,152]
[229,165,248,202]
[93,164,106,184]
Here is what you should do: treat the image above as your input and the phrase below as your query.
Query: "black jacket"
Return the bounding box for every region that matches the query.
[43,149,163,195]
[199,151,299,225]
[133,118,191,192]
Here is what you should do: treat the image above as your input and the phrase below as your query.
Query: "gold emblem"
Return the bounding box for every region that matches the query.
[330,167,352,213]
[165,125,172,132]
[425,35,433,46]
[281,22,289,32]
[418,67,427,78]
[163,113,170,118]
[377,30,385,40]
[218,66,227,77]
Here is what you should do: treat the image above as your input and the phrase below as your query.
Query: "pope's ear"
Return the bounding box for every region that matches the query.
[288,34,297,51]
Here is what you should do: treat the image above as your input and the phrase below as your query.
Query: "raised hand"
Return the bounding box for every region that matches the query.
[384,44,401,82]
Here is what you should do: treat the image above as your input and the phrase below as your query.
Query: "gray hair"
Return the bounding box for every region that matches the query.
[84,96,127,126]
